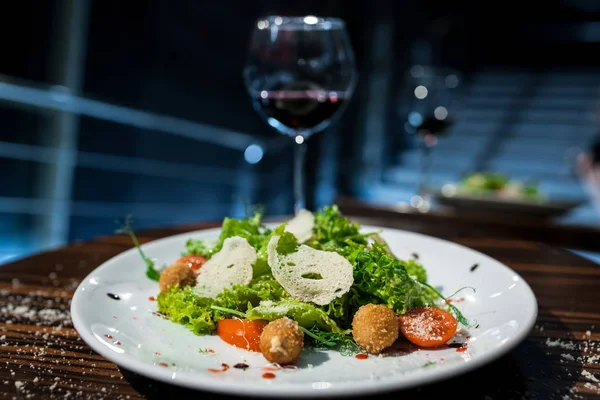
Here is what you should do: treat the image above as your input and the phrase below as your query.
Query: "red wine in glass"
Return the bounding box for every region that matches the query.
[253,81,347,135]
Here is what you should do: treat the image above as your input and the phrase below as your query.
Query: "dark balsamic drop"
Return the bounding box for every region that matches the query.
[107,293,120,300]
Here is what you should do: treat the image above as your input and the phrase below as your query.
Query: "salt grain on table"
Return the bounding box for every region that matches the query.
[582,370,600,383]
[546,338,578,350]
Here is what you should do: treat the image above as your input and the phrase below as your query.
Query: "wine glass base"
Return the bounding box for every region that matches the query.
[409,194,432,213]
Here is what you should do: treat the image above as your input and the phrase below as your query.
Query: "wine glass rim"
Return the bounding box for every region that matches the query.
[256,15,346,30]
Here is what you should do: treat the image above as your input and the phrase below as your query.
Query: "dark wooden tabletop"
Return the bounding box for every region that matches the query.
[1,214,600,400]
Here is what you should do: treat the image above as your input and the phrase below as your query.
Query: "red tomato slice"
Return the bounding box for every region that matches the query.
[399,307,458,348]
[217,319,268,352]
[176,255,207,272]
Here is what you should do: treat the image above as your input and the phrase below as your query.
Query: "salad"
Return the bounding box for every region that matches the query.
[455,172,545,202]
[121,205,473,365]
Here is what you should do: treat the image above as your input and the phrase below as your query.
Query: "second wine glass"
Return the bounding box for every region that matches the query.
[243,15,357,213]
[401,66,462,209]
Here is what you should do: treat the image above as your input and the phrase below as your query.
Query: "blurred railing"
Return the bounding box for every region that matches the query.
[0,0,291,263]
[0,74,294,257]
[0,74,270,152]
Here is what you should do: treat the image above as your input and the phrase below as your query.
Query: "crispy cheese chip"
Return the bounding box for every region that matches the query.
[267,235,354,305]
[194,236,255,298]
[284,209,314,243]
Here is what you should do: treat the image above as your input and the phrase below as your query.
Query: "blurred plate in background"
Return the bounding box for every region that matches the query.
[431,190,584,220]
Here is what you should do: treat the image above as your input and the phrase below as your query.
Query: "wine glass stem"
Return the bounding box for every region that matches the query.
[419,141,432,198]
[293,140,307,213]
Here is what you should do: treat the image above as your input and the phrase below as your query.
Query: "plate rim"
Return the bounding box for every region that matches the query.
[71,224,538,398]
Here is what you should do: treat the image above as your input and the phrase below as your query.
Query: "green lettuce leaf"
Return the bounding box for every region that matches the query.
[245,298,345,333]
[157,286,216,335]
[157,274,288,335]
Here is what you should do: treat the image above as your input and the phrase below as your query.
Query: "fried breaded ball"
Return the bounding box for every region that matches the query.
[352,304,399,354]
[158,263,196,293]
[259,318,304,364]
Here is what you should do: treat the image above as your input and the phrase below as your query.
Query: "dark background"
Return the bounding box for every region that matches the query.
[1,0,600,263]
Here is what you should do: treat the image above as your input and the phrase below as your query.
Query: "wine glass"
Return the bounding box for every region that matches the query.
[243,16,357,213]
[400,65,462,209]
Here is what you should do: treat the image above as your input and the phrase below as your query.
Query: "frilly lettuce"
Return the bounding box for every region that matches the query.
[157,286,216,335]
[157,204,467,339]
[352,244,435,314]
[157,274,288,335]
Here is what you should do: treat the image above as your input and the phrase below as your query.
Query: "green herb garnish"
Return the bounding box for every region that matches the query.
[419,282,476,327]
[300,326,361,356]
[116,215,161,281]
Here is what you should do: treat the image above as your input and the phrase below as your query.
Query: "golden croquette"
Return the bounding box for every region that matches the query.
[158,263,196,293]
[352,303,399,354]
[259,318,304,364]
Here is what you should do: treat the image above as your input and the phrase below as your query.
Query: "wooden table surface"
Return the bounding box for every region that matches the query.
[1,216,600,400]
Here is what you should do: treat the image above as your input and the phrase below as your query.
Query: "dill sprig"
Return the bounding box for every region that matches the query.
[300,326,361,356]
[115,215,161,281]
[419,282,476,327]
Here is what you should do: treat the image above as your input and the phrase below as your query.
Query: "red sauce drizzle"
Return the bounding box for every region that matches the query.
[355,354,368,360]
[113,316,117,319]
[262,367,280,372]
[447,297,465,303]
[208,363,230,373]
[104,334,113,339]
[114,341,121,346]
[262,372,276,379]
[457,346,468,352]
[148,296,156,301]
[208,349,215,353]
[154,352,160,356]
[158,362,168,367]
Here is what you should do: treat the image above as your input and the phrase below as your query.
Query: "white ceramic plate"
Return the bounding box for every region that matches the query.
[71,225,538,398]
